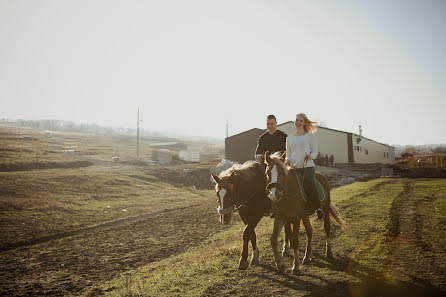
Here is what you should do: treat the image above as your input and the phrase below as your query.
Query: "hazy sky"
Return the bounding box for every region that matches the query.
[1,0,445,145]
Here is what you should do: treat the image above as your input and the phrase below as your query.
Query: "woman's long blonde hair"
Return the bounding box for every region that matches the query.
[296,113,318,133]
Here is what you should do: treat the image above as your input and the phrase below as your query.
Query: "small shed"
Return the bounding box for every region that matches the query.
[179,150,200,162]
[149,149,172,164]
[149,142,187,151]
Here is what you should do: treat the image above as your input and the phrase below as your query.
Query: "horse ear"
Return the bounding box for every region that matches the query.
[264,151,271,164]
[210,173,220,184]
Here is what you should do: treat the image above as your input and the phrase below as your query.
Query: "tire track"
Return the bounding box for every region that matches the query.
[0,200,226,296]
[386,179,446,291]
[0,204,200,253]
[387,180,413,237]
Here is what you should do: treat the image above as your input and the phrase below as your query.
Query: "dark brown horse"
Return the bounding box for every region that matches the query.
[264,151,346,275]
[211,161,270,269]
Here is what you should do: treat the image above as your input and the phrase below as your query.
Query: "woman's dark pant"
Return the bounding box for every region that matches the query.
[295,167,320,209]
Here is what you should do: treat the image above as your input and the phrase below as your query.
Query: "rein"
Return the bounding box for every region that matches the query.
[217,186,261,215]
[217,164,265,215]
[286,157,308,199]
[233,188,260,212]
[269,157,308,201]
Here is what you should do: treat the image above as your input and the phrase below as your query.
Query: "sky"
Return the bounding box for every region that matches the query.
[1,0,445,145]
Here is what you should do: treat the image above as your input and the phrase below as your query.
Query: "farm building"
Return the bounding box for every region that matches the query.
[179,150,200,162]
[225,121,395,165]
[225,128,265,163]
[149,149,173,164]
[149,142,187,151]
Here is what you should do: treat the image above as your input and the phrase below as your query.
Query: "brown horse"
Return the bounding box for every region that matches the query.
[264,151,346,275]
[211,161,270,270]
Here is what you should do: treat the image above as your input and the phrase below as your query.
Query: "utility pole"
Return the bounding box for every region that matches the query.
[137,107,140,159]
[226,121,228,138]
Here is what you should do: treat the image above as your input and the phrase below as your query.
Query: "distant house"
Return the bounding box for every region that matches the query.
[149,142,187,151]
[225,122,395,165]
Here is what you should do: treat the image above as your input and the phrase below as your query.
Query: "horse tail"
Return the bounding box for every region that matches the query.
[316,172,346,231]
[329,202,346,231]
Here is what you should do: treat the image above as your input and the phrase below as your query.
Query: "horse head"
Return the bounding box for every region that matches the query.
[264,151,288,202]
[210,171,239,224]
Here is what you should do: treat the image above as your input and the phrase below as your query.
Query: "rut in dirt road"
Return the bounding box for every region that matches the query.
[386,179,446,292]
[387,180,414,237]
[0,204,199,253]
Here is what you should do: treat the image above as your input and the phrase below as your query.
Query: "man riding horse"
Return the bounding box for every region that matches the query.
[254,114,287,216]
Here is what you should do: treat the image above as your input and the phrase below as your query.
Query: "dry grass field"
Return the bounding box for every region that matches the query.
[0,125,445,296]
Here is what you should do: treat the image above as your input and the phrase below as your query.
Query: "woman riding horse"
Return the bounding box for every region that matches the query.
[285,113,324,219]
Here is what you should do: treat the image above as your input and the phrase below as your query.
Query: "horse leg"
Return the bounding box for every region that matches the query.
[270,218,286,273]
[282,223,292,257]
[291,217,301,275]
[324,204,333,258]
[301,215,313,265]
[250,228,259,266]
[238,224,252,270]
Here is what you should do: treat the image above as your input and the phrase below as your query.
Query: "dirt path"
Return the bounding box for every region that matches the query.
[0,205,199,253]
[387,180,446,292]
[0,201,227,296]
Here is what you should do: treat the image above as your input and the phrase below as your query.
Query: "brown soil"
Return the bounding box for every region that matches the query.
[0,206,195,253]
[0,200,228,296]
[142,163,381,191]
[0,161,93,172]
[144,164,214,189]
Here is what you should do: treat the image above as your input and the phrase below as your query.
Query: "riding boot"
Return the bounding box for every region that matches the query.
[316,208,325,220]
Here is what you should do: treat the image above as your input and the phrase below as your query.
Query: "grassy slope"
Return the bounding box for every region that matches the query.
[78,178,445,296]
[0,166,212,248]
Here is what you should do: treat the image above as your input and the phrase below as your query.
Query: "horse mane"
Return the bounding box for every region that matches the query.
[270,151,288,176]
[219,161,263,183]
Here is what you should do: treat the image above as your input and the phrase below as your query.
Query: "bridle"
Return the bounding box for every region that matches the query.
[266,157,308,201]
[217,184,261,215]
[217,163,265,215]
[266,182,284,192]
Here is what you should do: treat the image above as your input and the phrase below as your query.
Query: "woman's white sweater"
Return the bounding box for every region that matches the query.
[285,133,318,168]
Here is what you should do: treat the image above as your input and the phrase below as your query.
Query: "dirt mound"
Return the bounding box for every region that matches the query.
[146,165,213,189]
[144,162,381,190]
[316,165,381,188]
[0,160,93,172]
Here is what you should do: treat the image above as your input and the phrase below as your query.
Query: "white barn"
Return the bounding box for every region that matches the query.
[225,121,395,165]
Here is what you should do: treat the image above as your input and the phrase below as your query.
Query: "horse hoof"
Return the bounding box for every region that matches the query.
[250,257,259,266]
[250,250,259,266]
[292,267,300,275]
[276,261,286,273]
[238,259,249,270]
[282,247,291,258]
[302,257,312,265]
